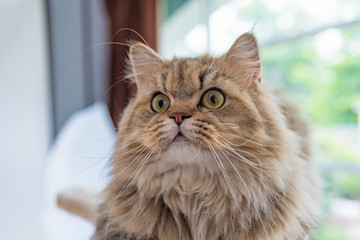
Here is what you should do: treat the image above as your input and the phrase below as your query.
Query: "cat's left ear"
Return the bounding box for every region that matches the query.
[225,33,261,89]
[128,42,163,89]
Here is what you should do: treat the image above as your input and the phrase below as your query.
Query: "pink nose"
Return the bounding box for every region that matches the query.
[171,112,190,125]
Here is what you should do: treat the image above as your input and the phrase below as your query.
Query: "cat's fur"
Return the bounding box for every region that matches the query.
[91,33,319,240]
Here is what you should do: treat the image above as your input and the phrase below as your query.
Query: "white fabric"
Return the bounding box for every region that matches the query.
[41,102,116,240]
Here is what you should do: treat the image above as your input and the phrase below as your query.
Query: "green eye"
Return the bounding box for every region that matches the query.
[152,93,170,113]
[202,90,225,109]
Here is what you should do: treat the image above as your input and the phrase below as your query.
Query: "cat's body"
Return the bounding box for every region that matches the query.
[91,33,319,240]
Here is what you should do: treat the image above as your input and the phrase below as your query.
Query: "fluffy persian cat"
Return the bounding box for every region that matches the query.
[91,33,319,240]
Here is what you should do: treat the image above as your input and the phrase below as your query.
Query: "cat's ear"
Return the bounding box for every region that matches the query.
[225,33,261,89]
[128,42,162,89]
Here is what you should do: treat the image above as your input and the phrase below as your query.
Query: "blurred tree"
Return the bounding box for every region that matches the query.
[262,29,360,125]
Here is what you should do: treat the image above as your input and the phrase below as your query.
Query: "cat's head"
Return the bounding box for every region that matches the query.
[114,33,286,181]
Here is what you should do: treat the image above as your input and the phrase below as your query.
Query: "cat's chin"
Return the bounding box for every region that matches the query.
[171,133,191,144]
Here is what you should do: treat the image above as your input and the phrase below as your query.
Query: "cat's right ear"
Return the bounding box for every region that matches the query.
[224,33,261,90]
[128,43,163,89]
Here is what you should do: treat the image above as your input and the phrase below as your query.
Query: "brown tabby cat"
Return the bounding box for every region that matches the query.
[91,33,319,240]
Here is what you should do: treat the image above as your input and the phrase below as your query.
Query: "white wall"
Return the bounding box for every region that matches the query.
[0,0,51,239]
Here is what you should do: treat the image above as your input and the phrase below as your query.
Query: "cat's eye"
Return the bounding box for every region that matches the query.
[152,93,170,113]
[202,89,225,109]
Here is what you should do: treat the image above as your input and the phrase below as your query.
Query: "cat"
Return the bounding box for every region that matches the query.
[90,33,320,240]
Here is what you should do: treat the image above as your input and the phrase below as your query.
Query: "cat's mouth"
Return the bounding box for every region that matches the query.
[172,132,189,143]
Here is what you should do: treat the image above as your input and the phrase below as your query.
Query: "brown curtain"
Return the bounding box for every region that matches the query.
[105,0,158,127]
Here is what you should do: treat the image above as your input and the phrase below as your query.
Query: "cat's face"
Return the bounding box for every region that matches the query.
[115,33,274,177]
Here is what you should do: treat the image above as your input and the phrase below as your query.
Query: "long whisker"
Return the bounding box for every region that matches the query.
[224,146,279,174]
[85,39,154,99]
[53,144,113,160]
[117,125,153,129]
[112,141,155,178]
[113,135,150,153]
[105,140,157,240]
[216,136,267,181]
[209,132,262,169]
[209,132,267,182]
[42,152,113,186]
[104,76,128,97]
[222,147,261,170]
[114,129,155,139]
[150,143,167,179]
[83,41,132,53]
[216,129,280,148]
[220,132,257,148]
[208,129,256,148]
[208,136,271,238]
[204,138,240,209]
[125,148,156,190]
[228,145,279,172]
[111,143,147,161]
[111,27,150,47]
[216,144,252,201]
[112,94,122,118]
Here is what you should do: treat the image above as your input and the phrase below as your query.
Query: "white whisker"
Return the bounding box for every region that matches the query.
[105,140,156,240]
[111,144,147,165]
[111,27,150,47]
[209,131,262,169]
[217,145,252,201]
[113,135,150,153]
[216,129,280,148]
[204,138,240,209]
[84,41,132,53]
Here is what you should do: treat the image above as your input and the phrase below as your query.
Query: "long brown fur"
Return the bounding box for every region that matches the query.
[91,33,319,240]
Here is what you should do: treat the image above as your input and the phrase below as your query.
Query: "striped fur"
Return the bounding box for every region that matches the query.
[91,33,320,240]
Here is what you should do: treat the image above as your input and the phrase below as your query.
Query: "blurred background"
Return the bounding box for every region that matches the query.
[0,0,359,239]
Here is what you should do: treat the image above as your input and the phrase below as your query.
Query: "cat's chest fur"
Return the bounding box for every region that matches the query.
[94,144,314,240]
[117,168,252,240]
[135,148,236,240]
[101,168,307,240]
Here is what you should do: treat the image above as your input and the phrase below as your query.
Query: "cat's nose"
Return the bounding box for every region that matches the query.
[170,112,191,125]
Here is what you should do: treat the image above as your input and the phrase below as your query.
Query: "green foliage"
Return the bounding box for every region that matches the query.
[261,29,360,125]
[311,221,355,240]
[321,57,360,124]
[232,0,360,125]
[316,130,358,163]
[314,129,360,198]
[324,173,360,199]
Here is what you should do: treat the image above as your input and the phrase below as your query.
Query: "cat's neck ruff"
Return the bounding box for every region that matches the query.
[135,143,223,195]
[156,142,219,174]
